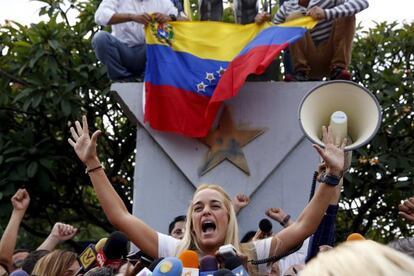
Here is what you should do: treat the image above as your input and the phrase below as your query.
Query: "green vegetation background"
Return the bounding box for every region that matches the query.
[0,0,413,250]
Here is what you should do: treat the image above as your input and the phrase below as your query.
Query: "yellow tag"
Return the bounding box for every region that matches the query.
[159,260,173,273]
[79,247,96,268]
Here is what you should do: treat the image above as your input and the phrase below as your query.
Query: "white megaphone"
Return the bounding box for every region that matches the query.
[298,81,382,151]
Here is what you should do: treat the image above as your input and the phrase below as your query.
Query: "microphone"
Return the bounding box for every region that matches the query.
[258,218,272,237]
[346,233,365,241]
[213,269,235,276]
[96,231,128,271]
[95,237,107,252]
[199,255,218,276]
[224,256,249,276]
[152,257,183,275]
[75,237,108,275]
[178,250,199,276]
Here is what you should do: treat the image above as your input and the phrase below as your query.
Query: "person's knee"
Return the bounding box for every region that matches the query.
[91,31,112,50]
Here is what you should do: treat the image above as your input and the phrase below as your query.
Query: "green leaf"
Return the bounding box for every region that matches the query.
[12,87,35,103]
[27,161,38,178]
[61,100,72,116]
[14,40,32,48]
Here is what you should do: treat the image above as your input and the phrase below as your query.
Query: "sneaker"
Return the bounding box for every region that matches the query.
[293,70,309,81]
[330,67,351,80]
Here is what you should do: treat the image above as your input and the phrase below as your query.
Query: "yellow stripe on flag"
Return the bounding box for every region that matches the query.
[145,17,317,61]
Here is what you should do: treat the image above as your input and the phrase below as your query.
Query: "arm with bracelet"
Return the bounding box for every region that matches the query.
[264,126,346,262]
[68,116,159,259]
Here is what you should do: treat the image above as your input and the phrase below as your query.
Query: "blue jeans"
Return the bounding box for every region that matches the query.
[305,204,339,262]
[279,0,293,75]
[92,31,146,81]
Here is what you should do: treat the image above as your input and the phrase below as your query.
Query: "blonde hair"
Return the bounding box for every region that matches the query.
[176,184,243,257]
[301,240,414,276]
[32,250,77,276]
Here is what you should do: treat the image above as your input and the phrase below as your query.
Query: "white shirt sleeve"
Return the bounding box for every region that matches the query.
[157,232,181,258]
[95,0,119,26]
[161,0,179,16]
[252,237,272,273]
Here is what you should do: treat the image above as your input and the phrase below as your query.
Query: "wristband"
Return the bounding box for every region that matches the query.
[85,165,103,174]
[319,172,341,186]
[280,214,291,227]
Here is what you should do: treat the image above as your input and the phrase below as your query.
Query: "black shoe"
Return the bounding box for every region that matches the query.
[330,67,351,80]
[293,70,309,81]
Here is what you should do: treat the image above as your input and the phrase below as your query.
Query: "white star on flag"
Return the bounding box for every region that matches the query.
[196,82,207,92]
[205,72,215,82]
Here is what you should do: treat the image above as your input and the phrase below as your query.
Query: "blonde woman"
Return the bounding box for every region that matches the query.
[32,250,79,276]
[300,240,414,276]
[68,116,346,274]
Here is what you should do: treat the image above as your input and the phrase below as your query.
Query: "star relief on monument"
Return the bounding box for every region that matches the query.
[199,106,266,176]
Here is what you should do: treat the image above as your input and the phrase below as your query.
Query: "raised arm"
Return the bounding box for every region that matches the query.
[0,189,30,272]
[68,116,159,258]
[232,194,250,215]
[37,222,78,251]
[271,126,346,256]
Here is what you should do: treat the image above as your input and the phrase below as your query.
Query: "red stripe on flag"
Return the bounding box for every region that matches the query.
[144,83,211,137]
[205,43,287,122]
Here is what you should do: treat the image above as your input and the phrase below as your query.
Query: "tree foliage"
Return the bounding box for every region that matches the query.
[0,0,413,249]
[337,22,414,242]
[0,0,136,249]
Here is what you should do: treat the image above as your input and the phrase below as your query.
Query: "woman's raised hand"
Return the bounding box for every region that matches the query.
[313,126,346,177]
[68,115,102,167]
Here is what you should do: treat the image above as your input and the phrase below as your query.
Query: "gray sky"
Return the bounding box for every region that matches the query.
[0,0,413,27]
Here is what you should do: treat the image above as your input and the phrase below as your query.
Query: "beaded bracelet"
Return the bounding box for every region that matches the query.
[85,165,103,174]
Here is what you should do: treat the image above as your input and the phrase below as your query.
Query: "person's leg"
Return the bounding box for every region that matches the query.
[121,44,146,79]
[289,30,316,80]
[92,31,146,81]
[279,0,294,79]
[307,40,331,80]
[328,15,356,79]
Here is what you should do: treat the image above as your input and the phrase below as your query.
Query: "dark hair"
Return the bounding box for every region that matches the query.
[240,231,256,243]
[388,237,414,258]
[21,250,49,274]
[168,215,186,234]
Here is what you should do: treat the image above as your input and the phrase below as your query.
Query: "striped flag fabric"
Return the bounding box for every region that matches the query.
[144,17,317,137]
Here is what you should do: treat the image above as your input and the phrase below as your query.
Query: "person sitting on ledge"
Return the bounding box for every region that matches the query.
[92,0,178,82]
[255,0,369,81]
[68,115,346,274]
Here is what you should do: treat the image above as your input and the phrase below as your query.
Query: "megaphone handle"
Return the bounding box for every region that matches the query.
[308,171,318,202]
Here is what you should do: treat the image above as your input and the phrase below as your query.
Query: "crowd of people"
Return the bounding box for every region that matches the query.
[2,0,414,275]
[1,117,414,276]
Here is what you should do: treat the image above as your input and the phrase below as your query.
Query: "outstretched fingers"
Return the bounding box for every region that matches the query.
[75,120,83,136]
[82,115,89,134]
[91,130,102,145]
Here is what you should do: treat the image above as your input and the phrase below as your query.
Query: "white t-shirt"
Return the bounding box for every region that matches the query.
[157,232,272,274]
[94,0,178,46]
[279,238,308,275]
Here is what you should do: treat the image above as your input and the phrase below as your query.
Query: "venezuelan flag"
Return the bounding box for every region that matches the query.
[144,18,317,137]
